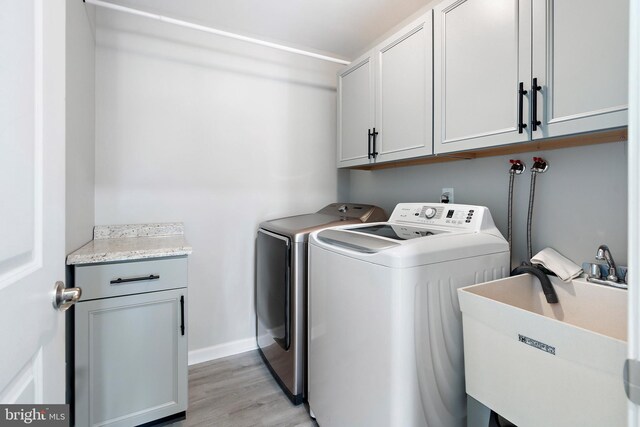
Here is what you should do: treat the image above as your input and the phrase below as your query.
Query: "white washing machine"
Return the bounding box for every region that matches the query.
[307,203,510,427]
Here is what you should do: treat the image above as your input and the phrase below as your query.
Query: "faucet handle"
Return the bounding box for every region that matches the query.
[509,159,526,174]
[595,244,619,282]
[531,157,549,173]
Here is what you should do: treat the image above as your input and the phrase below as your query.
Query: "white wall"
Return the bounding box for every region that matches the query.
[94,10,343,356]
[89,2,627,363]
[346,142,629,267]
[66,1,96,254]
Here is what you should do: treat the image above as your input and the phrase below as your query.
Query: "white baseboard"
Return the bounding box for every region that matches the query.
[188,337,257,366]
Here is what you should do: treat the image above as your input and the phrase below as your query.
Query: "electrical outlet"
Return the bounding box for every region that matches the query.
[441,188,454,203]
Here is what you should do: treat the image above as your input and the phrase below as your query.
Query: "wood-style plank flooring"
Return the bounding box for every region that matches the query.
[172,350,316,427]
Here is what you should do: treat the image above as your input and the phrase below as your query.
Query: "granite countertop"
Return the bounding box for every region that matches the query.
[66,223,193,265]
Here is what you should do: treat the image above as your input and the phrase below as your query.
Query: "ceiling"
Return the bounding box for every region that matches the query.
[96,0,432,60]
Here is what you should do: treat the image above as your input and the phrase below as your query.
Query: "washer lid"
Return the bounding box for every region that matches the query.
[317,229,401,253]
[261,213,354,242]
[352,224,447,241]
[316,225,452,254]
[311,228,508,267]
[259,203,387,242]
[316,203,387,222]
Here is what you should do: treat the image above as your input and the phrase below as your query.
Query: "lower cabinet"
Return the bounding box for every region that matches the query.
[74,258,188,427]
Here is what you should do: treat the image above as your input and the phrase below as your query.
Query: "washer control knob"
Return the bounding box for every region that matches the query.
[424,207,437,219]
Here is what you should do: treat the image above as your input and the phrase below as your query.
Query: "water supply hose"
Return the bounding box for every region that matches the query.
[526,157,548,261]
[526,171,537,260]
[508,172,515,251]
[507,160,525,265]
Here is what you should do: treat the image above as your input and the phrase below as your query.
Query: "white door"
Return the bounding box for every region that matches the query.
[628,1,640,425]
[434,0,532,154]
[374,11,433,163]
[0,0,67,404]
[337,53,374,168]
[532,0,629,140]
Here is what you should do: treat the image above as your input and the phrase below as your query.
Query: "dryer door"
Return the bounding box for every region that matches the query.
[256,229,291,350]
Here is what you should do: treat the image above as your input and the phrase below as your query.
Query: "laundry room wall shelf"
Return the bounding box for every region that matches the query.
[349,127,628,171]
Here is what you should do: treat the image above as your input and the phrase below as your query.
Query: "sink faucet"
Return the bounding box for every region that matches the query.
[595,244,618,282]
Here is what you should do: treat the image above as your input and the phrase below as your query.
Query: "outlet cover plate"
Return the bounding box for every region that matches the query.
[442,188,454,203]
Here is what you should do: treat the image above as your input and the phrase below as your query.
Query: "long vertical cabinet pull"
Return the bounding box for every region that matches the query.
[179,295,185,336]
[531,78,542,131]
[518,82,528,134]
[371,128,379,158]
[367,129,373,159]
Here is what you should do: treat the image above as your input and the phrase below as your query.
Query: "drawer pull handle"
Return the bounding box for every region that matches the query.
[110,274,160,284]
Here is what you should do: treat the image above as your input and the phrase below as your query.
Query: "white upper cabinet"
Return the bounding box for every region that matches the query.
[434,0,628,155]
[374,12,433,163]
[434,0,532,154]
[531,0,629,139]
[337,12,433,168]
[337,54,374,167]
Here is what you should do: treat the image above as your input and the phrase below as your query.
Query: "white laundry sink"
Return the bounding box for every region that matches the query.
[458,274,627,427]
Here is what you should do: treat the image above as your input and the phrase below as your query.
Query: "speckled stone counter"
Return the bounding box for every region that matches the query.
[67,223,192,265]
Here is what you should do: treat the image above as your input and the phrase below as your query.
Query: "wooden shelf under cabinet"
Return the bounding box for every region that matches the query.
[349,128,628,171]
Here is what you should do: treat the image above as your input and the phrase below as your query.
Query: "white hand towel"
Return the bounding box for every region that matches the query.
[531,247,583,282]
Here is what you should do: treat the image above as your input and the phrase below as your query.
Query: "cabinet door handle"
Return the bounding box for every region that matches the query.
[367,129,373,159]
[518,82,528,134]
[531,78,542,131]
[372,127,379,158]
[109,274,160,284]
[180,295,185,336]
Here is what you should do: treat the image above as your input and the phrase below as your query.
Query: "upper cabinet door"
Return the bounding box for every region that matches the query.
[531,0,628,139]
[374,12,433,163]
[434,0,532,154]
[337,53,374,167]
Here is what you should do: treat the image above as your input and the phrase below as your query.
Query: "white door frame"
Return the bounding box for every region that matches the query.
[628,0,639,425]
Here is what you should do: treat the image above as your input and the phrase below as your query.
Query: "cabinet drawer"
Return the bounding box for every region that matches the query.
[75,256,187,300]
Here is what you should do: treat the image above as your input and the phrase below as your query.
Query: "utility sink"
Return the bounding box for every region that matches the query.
[458,274,627,427]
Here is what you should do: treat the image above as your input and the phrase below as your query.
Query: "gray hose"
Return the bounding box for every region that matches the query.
[507,172,515,261]
[526,171,537,261]
[511,265,558,303]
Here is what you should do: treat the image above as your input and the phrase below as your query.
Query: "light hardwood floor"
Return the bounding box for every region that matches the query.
[173,350,316,427]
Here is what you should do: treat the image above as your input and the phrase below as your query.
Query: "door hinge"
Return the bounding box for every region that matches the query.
[624,359,640,405]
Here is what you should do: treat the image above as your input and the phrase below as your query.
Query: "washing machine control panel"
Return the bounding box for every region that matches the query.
[390,203,484,229]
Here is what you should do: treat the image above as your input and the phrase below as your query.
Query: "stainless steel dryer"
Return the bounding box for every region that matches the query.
[256,203,386,404]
